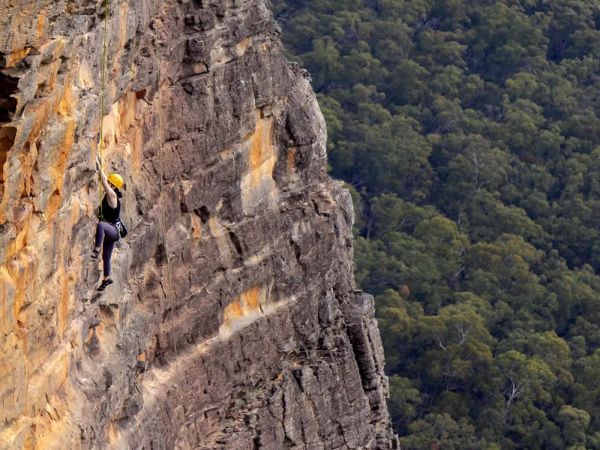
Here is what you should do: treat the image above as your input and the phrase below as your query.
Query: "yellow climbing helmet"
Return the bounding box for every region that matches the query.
[107,173,124,190]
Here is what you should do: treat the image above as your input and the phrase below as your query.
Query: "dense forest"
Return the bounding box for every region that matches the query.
[272,0,600,448]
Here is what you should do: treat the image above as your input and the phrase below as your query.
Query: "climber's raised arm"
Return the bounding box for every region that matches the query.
[96,156,118,208]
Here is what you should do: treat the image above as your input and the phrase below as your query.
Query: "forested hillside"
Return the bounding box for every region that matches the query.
[272,1,600,448]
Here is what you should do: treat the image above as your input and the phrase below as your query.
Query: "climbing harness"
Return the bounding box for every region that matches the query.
[97,0,110,219]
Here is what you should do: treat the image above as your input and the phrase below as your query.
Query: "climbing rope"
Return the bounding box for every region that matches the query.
[97,0,110,218]
[156,64,183,400]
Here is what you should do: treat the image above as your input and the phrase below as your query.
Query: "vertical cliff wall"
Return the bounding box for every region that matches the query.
[0,1,397,448]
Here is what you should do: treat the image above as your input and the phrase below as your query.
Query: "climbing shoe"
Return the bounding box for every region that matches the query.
[91,249,100,259]
[97,279,114,291]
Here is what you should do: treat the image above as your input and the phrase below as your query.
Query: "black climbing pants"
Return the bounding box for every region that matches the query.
[94,221,119,277]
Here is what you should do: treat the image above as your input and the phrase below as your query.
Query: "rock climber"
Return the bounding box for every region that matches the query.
[92,156,125,291]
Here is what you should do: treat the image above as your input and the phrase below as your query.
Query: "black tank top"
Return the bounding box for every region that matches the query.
[102,194,121,224]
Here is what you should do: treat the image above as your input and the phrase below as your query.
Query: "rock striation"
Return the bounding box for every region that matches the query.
[0,1,398,448]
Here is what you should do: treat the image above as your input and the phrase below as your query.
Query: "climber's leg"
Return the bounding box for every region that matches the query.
[92,221,108,258]
[101,223,119,278]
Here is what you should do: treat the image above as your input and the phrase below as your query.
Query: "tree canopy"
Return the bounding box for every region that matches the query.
[273,0,600,448]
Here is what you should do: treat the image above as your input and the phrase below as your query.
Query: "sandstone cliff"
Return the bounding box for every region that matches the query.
[0,1,397,448]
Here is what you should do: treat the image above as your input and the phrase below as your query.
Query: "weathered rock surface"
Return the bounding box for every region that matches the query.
[0,1,398,448]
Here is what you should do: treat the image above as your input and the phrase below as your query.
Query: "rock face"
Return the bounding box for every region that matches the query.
[0,1,397,448]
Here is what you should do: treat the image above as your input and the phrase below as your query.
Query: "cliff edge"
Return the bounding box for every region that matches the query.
[0,1,397,448]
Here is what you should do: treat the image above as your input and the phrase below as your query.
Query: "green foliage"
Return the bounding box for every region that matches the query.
[273,0,600,446]
[400,413,488,450]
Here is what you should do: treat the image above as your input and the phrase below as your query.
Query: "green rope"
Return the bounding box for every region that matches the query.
[98,0,109,219]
